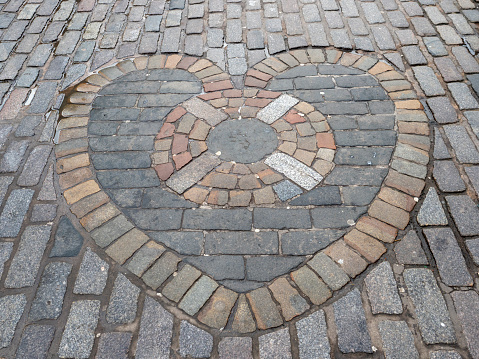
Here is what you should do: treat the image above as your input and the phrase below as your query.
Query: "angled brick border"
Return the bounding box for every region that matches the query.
[55,49,427,334]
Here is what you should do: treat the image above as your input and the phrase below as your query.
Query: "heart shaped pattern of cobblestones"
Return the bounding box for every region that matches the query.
[56,50,428,333]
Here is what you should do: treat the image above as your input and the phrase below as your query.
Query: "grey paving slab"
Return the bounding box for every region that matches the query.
[136,297,173,359]
[29,262,72,321]
[15,325,55,359]
[296,310,331,359]
[394,230,429,265]
[96,332,132,359]
[424,228,473,286]
[73,248,109,295]
[365,262,403,314]
[443,125,479,163]
[379,321,419,359]
[417,187,448,226]
[333,289,373,353]
[446,195,479,236]
[179,321,213,358]
[58,300,101,359]
[0,294,27,349]
[106,274,141,324]
[5,225,51,288]
[0,242,13,279]
[451,291,479,359]
[403,268,456,344]
[259,328,292,359]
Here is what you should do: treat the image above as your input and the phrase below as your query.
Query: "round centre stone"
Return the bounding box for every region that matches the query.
[207,118,278,164]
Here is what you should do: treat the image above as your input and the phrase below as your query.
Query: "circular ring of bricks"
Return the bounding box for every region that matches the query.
[56,49,428,334]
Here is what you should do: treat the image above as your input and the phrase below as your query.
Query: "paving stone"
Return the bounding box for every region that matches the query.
[424,227,472,286]
[0,242,13,279]
[413,66,445,96]
[28,82,57,114]
[417,187,448,226]
[0,295,26,349]
[17,145,52,186]
[269,277,309,320]
[29,262,72,321]
[257,94,299,124]
[273,180,303,201]
[265,153,322,190]
[0,141,29,172]
[433,160,466,192]
[295,310,331,358]
[135,296,173,359]
[58,300,100,359]
[90,215,134,248]
[403,268,456,344]
[379,320,419,359]
[443,125,479,163]
[107,274,140,324]
[15,325,55,359]
[183,208,251,230]
[334,288,372,353]
[4,225,50,288]
[311,206,367,228]
[254,208,311,229]
[427,97,458,124]
[281,229,345,255]
[218,337,253,359]
[185,256,244,280]
[424,36,449,56]
[96,332,132,359]
[73,248,109,295]
[451,291,479,359]
[446,195,479,236]
[429,351,462,359]
[448,83,479,110]
[179,321,213,358]
[465,166,479,195]
[394,230,428,265]
[205,231,278,254]
[365,262,403,314]
[259,328,292,359]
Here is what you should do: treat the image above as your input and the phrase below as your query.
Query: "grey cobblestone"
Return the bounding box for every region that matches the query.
[0,294,27,349]
[179,321,213,358]
[15,325,55,359]
[107,274,141,324]
[74,248,109,295]
[259,328,292,359]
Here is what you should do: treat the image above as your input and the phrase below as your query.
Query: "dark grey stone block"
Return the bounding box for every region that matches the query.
[253,208,312,229]
[50,216,83,257]
[342,186,379,205]
[96,169,160,188]
[290,186,342,206]
[446,195,479,236]
[150,231,203,255]
[311,206,367,228]
[281,229,345,255]
[125,209,183,230]
[325,167,388,186]
[246,256,304,281]
[183,209,252,230]
[185,255,245,280]
[205,231,279,254]
[15,325,55,359]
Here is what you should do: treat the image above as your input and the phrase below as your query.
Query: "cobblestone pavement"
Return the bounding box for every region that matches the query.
[1,0,479,357]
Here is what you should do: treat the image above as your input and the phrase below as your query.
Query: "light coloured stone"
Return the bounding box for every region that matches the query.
[182,97,227,126]
[265,153,323,190]
[257,94,299,124]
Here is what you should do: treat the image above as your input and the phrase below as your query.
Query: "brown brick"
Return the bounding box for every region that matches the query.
[258,169,283,184]
[223,89,242,98]
[269,278,309,321]
[198,91,222,101]
[395,100,423,109]
[232,295,256,333]
[189,120,211,140]
[59,167,93,189]
[246,69,273,82]
[55,139,88,158]
[245,98,272,107]
[284,109,306,124]
[368,61,393,75]
[238,175,261,190]
[62,105,90,117]
[388,90,417,100]
[229,190,251,206]
[246,287,283,330]
[86,74,109,86]
[398,134,430,151]
[244,76,267,88]
[148,54,166,69]
[294,149,315,166]
[376,70,404,81]
[198,287,238,329]
[76,83,101,93]
[58,127,88,143]
[398,121,429,135]
[177,56,198,70]
[385,170,425,197]
[172,134,188,154]
[188,59,213,73]
[324,241,368,278]
[290,266,332,305]
[253,186,275,204]
[166,107,186,123]
[257,90,281,98]
[133,56,148,70]
[165,54,182,68]
[106,228,149,264]
[262,57,288,72]
[63,180,100,204]
[356,216,398,243]
[340,52,361,66]
[378,187,417,211]
[70,191,110,218]
[156,123,175,139]
[58,117,89,129]
[154,162,174,180]
[207,189,228,205]
[56,153,90,173]
[316,132,336,149]
[173,151,192,169]
[344,229,386,262]
[201,172,237,189]
[80,202,120,232]
[69,92,95,104]
[204,80,234,92]
[294,102,315,114]
[368,199,410,229]
[202,73,230,83]
[184,187,209,204]
[196,66,223,79]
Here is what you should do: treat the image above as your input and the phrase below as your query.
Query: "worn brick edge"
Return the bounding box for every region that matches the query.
[55,49,427,334]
